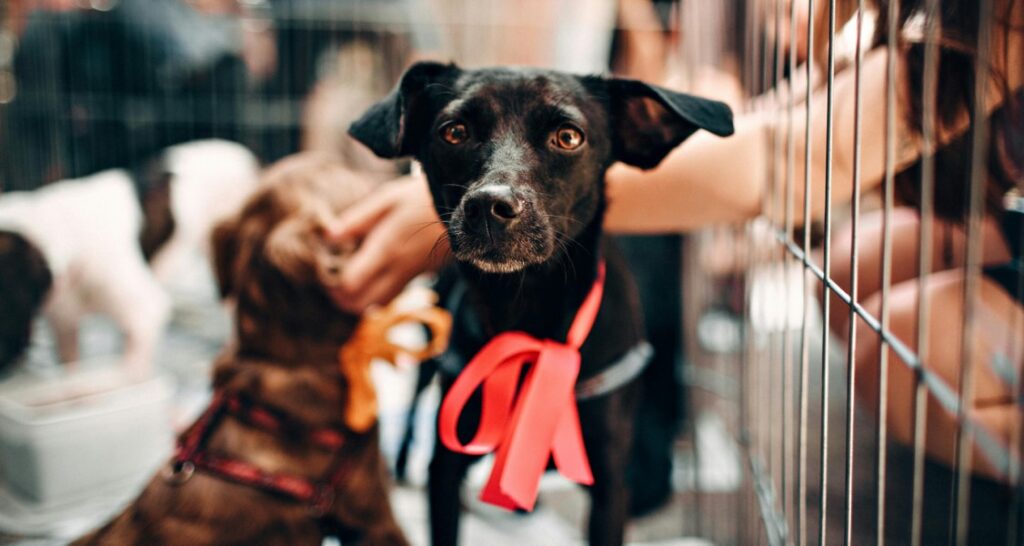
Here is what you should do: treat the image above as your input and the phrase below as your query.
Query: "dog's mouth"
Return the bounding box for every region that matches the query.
[447,195,555,274]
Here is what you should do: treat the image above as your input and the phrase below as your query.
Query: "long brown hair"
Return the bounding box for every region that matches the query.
[875,0,1022,220]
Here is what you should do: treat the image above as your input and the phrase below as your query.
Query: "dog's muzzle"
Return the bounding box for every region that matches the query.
[449,184,553,273]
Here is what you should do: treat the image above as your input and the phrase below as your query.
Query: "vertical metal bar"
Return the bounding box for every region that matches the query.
[910,0,941,543]
[875,0,901,543]
[739,0,756,525]
[760,8,777,539]
[751,3,768,542]
[679,8,704,539]
[784,0,801,537]
[1008,214,1024,546]
[58,12,72,175]
[745,0,757,97]
[798,2,816,544]
[761,0,774,98]
[741,7,754,543]
[770,0,787,535]
[121,6,136,177]
[745,225,761,544]
[819,0,838,543]
[677,10,705,540]
[842,1,865,544]
[952,1,993,542]
[58,10,74,175]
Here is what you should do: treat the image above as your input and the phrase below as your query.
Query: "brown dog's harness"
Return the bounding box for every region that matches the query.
[163,290,452,520]
[165,390,352,515]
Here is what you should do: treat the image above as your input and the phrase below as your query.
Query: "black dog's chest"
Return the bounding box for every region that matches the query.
[432,250,650,397]
[432,276,486,379]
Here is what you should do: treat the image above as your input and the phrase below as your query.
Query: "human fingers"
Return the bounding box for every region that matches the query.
[332,266,412,314]
[327,184,401,242]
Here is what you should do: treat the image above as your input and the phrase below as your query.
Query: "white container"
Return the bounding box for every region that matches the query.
[0,366,173,504]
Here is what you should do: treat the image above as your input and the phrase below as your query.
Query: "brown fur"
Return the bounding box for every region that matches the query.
[74,153,406,545]
[134,159,176,262]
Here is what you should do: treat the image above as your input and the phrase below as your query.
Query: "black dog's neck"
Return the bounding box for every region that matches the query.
[459,210,604,341]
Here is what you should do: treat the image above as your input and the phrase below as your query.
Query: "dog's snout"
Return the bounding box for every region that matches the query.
[463,186,523,227]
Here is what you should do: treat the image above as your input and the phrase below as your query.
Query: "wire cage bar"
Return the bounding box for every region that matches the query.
[680,0,1022,544]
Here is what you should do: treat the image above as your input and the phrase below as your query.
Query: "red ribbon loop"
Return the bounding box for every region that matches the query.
[437,263,606,511]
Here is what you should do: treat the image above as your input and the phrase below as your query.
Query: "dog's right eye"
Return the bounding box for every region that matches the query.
[552,124,585,151]
[439,121,469,145]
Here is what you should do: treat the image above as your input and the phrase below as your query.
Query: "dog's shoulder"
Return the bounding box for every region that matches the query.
[578,239,646,375]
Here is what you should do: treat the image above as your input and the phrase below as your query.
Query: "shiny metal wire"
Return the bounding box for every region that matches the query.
[876,0,901,543]
[798,1,817,544]
[910,1,941,544]
[818,1,837,543]
[952,0,994,542]
[842,1,865,543]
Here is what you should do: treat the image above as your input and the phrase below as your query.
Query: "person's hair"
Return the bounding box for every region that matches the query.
[875,0,1022,220]
[812,0,862,69]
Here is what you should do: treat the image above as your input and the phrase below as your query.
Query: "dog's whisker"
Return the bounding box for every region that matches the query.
[515,269,527,301]
[552,232,583,282]
[426,234,453,263]
[546,214,587,228]
[406,221,448,239]
[553,229,588,253]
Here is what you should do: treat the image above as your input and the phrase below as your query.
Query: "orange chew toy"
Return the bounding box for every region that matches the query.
[338,289,452,432]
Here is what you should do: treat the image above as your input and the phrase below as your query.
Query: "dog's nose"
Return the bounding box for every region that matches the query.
[463,186,523,226]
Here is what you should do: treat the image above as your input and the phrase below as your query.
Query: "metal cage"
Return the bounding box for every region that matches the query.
[681,0,1023,544]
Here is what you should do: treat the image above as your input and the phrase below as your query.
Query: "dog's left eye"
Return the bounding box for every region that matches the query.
[552,125,585,151]
[440,121,469,145]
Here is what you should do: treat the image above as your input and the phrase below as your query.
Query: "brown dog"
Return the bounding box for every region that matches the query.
[74,154,409,546]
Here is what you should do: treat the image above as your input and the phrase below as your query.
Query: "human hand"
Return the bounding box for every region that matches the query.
[326,174,449,314]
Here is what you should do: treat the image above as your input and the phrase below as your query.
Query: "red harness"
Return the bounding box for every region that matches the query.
[165,390,355,515]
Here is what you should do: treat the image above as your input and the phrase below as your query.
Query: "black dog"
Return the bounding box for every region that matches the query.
[350,62,733,546]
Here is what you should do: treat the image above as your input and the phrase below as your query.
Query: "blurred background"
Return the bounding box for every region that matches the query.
[0,0,1020,545]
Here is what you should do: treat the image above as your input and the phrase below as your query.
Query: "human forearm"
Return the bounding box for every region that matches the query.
[605,112,768,233]
[605,48,923,234]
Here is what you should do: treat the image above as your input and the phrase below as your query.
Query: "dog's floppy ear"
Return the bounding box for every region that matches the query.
[211,218,240,299]
[603,78,734,169]
[349,61,459,158]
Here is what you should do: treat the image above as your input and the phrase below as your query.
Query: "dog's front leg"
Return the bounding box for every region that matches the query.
[428,441,475,546]
[98,253,171,373]
[116,288,171,373]
[347,453,412,546]
[44,295,81,365]
[581,384,640,546]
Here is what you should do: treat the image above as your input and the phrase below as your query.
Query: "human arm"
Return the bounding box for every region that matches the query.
[605,47,923,233]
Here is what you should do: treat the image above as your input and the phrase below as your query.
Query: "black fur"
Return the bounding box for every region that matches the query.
[0,230,53,371]
[350,62,733,546]
[130,156,176,262]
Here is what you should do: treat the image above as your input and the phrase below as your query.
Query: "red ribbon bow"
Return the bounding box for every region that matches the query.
[437,262,606,511]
